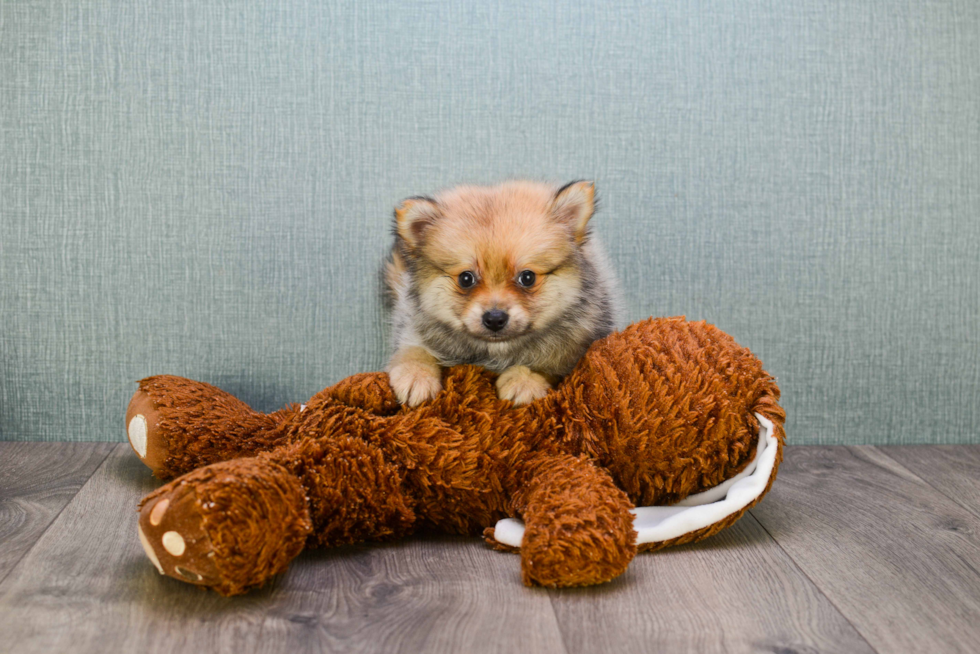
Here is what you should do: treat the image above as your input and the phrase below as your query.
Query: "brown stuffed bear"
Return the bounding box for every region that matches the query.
[127,317,785,596]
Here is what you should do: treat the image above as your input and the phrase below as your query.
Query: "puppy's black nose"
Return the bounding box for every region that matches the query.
[482,309,509,332]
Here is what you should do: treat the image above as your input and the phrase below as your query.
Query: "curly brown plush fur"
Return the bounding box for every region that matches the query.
[129,317,785,595]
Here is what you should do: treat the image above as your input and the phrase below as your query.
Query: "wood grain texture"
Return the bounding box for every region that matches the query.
[0,442,114,583]
[0,445,567,654]
[881,445,980,518]
[752,446,980,654]
[4,443,980,653]
[548,513,875,654]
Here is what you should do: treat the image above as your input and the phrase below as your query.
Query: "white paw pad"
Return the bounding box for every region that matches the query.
[128,415,148,458]
[162,531,186,556]
[174,566,203,581]
[149,499,169,526]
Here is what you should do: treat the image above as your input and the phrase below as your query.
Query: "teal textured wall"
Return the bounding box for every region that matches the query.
[2,1,978,444]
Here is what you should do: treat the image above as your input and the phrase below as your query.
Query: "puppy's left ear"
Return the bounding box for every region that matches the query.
[552,181,596,242]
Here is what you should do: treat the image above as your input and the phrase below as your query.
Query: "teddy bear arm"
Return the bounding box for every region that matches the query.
[306,372,401,416]
[506,452,637,587]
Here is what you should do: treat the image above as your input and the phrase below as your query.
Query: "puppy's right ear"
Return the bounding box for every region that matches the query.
[394,196,441,249]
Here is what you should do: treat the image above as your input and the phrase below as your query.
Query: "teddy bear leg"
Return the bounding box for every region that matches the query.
[508,452,637,587]
[127,375,299,479]
[137,457,312,596]
[137,434,419,595]
[262,434,418,548]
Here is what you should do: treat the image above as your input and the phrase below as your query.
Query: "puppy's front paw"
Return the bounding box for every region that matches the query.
[496,366,552,406]
[388,358,442,407]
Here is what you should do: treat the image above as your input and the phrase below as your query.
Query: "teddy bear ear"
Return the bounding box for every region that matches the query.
[394,196,441,249]
[552,181,596,242]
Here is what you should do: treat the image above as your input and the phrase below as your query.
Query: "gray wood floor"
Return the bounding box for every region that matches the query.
[1,443,979,653]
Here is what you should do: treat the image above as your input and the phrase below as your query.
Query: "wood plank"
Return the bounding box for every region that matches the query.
[751,446,980,654]
[0,442,114,583]
[0,444,567,654]
[548,512,875,654]
[881,445,980,519]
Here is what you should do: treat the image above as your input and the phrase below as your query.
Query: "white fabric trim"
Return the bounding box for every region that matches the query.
[492,413,777,548]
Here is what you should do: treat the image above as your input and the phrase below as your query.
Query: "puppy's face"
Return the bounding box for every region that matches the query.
[395,181,595,342]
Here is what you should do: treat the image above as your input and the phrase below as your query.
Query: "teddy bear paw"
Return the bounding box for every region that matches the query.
[137,480,223,588]
[496,366,552,406]
[137,459,312,596]
[126,389,171,477]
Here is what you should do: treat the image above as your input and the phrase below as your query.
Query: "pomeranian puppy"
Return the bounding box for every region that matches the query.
[385,180,621,406]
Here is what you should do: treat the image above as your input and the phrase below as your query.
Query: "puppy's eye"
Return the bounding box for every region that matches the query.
[517,270,536,287]
[458,271,476,289]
